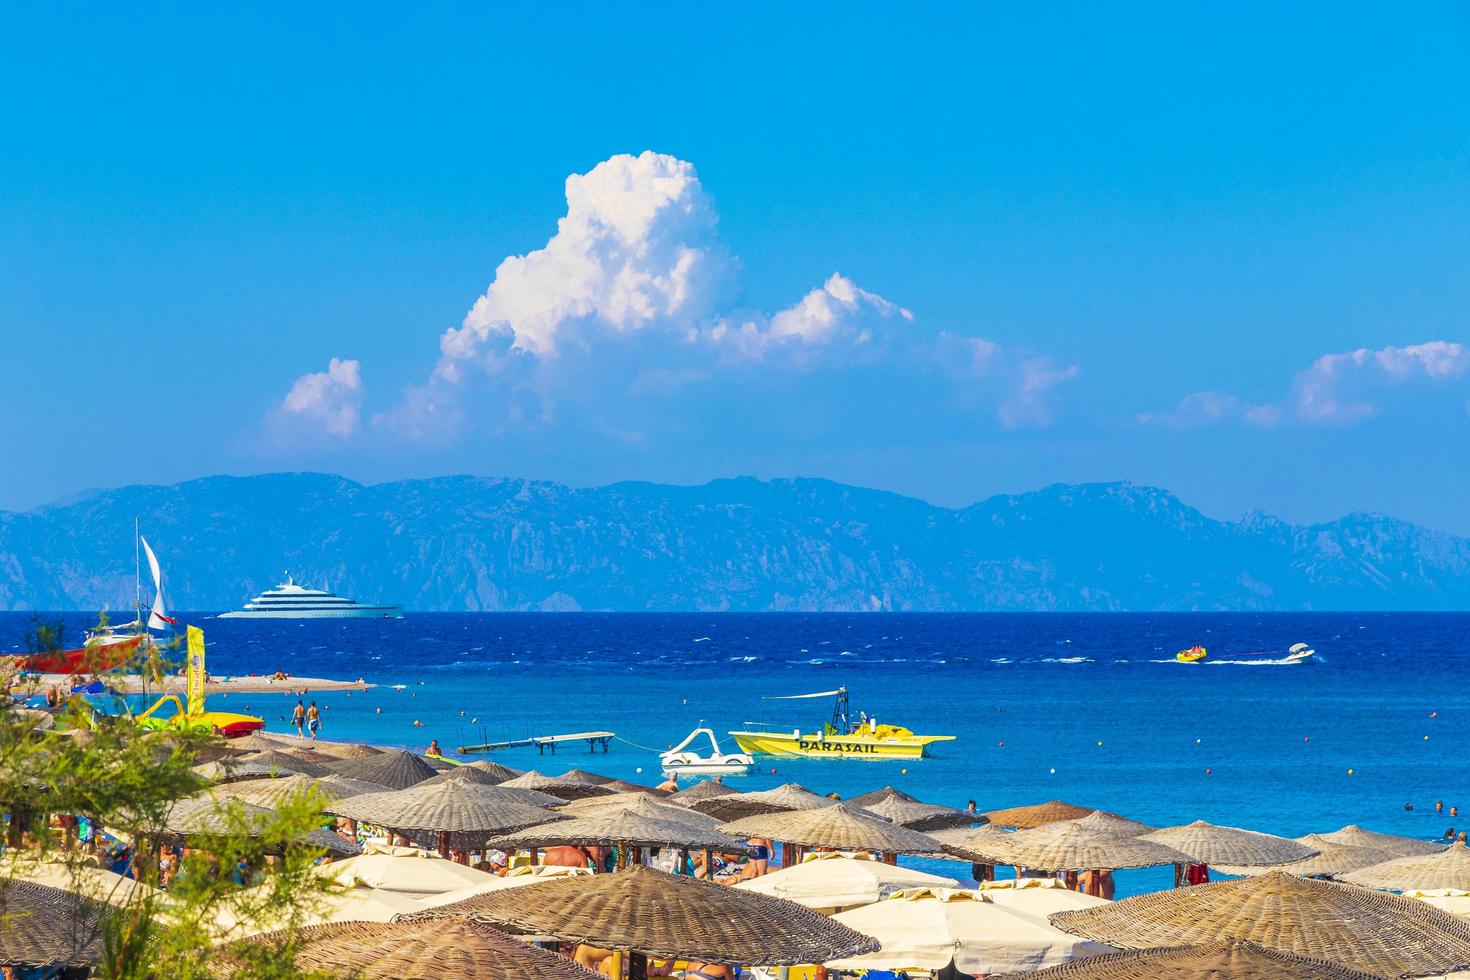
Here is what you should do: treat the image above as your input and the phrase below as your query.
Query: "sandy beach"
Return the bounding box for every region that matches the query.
[29,673,373,695]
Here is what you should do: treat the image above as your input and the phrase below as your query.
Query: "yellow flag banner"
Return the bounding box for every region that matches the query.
[186,625,206,716]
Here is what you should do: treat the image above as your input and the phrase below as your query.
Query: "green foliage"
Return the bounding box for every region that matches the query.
[0,615,345,977]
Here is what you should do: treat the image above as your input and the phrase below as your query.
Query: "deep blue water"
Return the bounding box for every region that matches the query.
[4,611,1464,895]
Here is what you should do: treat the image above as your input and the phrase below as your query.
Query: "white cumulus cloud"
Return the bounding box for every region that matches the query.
[1293,341,1470,423]
[363,150,1078,450]
[280,357,363,437]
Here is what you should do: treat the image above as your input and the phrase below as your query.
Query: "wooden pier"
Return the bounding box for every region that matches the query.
[457,730,615,756]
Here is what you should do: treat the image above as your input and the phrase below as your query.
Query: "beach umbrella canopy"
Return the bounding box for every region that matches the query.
[952,822,1191,872]
[463,760,524,782]
[283,746,340,764]
[320,843,500,898]
[983,800,1101,830]
[486,801,755,853]
[325,749,440,790]
[191,758,285,783]
[1216,836,1397,879]
[0,879,104,970]
[553,768,616,785]
[1050,869,1470,978]
[222,732,290,753]
[721,803,946,855]
[1343,841,1470,892]
[601,779,667,796]
[1311,824,1447,858]
[415,865,597,913]
[327,782,564,838]
[323,741,386,759]
[210,884,423,940]
[158,794,359,855]
[826,887,1114,975]
[1406,890,1470,920]
[421,765,516,789]
[216,773,388,808]
[6,860,155,909]
[686,782,829,821]
[403,863,879,965]
[1056,811,1159,837]
[846,787,979,831]
[669,780,739,804]
[562,794,726,829]
[735,852,960,910]
[989,939,1386,980]
[221,920,602,980]
[976,878,1114,916]
[500,771,617,800]
[928,824,1014,862]
[1141,820,1318,867]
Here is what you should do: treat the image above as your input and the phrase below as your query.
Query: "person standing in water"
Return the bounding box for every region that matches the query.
[306,701,321,740]
[291,700,306,737]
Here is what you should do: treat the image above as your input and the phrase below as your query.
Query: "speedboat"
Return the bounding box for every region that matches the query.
[728,687,955,761]
[660,727,755,776]
[1284,642,1316,663]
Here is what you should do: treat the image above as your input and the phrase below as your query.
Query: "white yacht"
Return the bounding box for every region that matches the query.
[219,576,403,619]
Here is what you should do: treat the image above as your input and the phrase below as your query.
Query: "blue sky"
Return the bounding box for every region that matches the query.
[3,4,1469,530]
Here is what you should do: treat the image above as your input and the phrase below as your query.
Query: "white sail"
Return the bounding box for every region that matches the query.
[140,535,174,629]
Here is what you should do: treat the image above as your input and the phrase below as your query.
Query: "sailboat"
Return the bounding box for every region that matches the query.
[23,522,176,675]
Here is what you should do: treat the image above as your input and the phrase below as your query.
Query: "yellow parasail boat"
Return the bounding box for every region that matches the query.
[728,687,955,761]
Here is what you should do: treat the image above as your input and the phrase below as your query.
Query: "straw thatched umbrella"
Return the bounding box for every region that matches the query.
[983,800,1100,829]
[845,787,979,831]
[669,780,739,805]
[989,939,1385,980]
[324,741,386,759]
[485,802,756,861]
[721,802,946,858]
[236,749,330,777]
[1216,835,1396,879]
[601,779,667,796]
[1049,870,1470,978]
[735,852,960,911]
[1342,841,1470,892]
[554,768,616,785]
[463,759,523,781]
[500,771,617,801]
[284,746,341,764]
[222,732,290,753]
[223,919,601,980]
[325,749,439,790]
[927,824,1014,872]
[1310,824,1447,858]
[159,795,360,856]
[402,863,879,968]
[327,782,565,856]
[191,758,285,783]
[1141,820,1317,869]
[216,772,389,808]
[1056,811,1159,837]
[949,821,1192,873]
[562,795,727,829]
[685,783,829,822]
[0,878,104,971]
[422,765,516,789]
[826,887,1113,975]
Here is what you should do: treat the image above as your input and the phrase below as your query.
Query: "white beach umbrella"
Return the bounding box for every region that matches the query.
[734,852,960,912]
[413,863,595,912]
[315,843,497,899]
[826,887,1113,974]
[210,884,425,940]
[976,877,1113,916]
[1408,889,1470,920]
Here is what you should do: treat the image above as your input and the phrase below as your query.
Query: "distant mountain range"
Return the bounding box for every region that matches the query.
[1,473,1468,612]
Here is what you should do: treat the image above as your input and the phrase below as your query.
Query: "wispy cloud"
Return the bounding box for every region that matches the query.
[1140,341,1469,430]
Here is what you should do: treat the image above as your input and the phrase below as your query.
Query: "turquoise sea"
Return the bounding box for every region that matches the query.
[3,611,1462,896]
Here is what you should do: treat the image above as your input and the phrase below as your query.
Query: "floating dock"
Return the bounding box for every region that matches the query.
[457,730,615,755]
